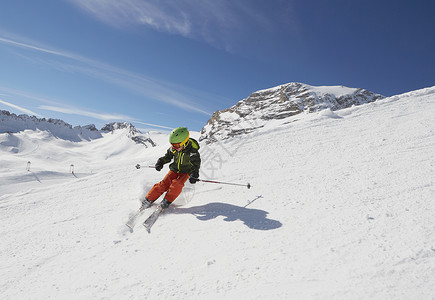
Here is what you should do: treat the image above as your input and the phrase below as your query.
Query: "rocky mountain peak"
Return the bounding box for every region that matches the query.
[100,122,156,147]
[200,82,385,144]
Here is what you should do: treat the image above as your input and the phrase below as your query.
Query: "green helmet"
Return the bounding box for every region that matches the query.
[169,127,189,146]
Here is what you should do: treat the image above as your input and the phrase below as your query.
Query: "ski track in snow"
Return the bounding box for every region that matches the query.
[1,87,435,299]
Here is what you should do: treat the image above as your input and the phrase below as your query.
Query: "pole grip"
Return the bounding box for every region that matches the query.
[135,164,156,169]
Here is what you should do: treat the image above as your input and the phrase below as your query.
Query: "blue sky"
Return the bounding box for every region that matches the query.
[0,0,434,132]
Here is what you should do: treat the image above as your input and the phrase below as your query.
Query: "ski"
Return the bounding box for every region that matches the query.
[125,203,152,230]
[143,205,164,233]
[125,210,144,230]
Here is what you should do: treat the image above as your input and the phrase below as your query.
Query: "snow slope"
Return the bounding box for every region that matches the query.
[1,87,434,299]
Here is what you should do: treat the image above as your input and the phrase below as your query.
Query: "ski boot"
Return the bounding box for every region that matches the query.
[159,199,171,209]
[140,198,153,210]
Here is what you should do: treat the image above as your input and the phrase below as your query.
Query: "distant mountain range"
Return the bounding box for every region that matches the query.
[0,110,155,147]
[1,82,385,146]
[199,82,385,143]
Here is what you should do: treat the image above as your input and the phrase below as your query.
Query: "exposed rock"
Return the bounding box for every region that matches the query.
[200,82,384,144]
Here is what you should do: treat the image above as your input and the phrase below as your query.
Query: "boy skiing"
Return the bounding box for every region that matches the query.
[142,127,201,210]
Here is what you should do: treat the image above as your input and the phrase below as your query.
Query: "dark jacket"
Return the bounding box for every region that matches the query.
[159,138,201,174]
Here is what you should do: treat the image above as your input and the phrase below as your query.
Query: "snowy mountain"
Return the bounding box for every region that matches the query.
[200,82,385,143]
[101,122,156,147]
[0,110,155,147]
[1,86,434,299]
[0,110,102,142]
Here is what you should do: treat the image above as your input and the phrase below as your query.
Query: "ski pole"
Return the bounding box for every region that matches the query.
[198,179,251,189]
[135,164,156,169]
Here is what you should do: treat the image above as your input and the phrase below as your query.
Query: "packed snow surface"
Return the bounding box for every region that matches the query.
[1,87,434,299]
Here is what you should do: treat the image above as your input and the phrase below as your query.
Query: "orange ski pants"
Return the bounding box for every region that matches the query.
[146,170,190,203]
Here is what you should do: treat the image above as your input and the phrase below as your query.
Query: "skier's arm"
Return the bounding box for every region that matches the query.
[188,150,200,184]
[160,148,174,164]
[190,149,201,174]
[155,148,173,171]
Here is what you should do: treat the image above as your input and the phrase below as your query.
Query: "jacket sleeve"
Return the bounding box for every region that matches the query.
[189,148,201,173]
[159,148,174,164]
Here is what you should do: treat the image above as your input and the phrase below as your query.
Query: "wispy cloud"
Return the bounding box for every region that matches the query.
[0,86,65,108]
[38,105,131,121]
[133,120,173,130]
[0,98,42,117]
[0,32,213,116]
[39,105,173,130]
[0,88,171,129]
[67,0,288,51]
[0,86,133,121]
[0,35,75,58]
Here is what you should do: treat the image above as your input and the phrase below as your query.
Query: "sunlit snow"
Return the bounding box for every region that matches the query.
[1,86,434,299]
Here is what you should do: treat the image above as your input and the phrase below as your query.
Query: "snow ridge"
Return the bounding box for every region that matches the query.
[0,111,155,147]
[0,110,101,142]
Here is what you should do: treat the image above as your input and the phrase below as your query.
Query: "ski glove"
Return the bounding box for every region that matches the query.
[189,171,199,184]
[155,159,164,171]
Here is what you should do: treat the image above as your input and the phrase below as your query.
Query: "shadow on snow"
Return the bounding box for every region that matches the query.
[172,200,282,231]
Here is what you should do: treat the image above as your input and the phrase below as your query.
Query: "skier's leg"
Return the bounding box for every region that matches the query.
[146,171,177,201]
[164,173,190,203]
